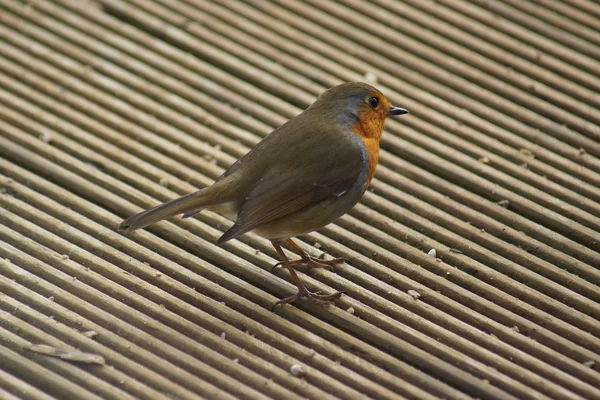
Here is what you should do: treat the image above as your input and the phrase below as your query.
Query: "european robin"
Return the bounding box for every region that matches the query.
[119,82,409,308]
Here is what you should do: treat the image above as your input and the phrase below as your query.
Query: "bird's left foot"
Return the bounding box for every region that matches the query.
[271,287,344,310]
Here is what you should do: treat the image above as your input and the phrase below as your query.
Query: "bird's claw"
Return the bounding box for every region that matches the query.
[271,261,285,273]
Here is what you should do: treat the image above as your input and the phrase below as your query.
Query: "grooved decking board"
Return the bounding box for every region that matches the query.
[0,1,599,399]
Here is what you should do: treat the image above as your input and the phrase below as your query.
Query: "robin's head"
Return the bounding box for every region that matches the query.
[311,82,408,139]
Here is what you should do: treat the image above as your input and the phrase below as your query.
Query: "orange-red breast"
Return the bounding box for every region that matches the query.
[119,82,408,308]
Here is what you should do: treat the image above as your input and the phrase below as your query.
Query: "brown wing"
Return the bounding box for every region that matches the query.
[216,145,363,244]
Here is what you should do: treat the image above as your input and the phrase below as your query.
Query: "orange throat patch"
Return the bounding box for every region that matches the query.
[352,108,385,186]
[361,137,380,186]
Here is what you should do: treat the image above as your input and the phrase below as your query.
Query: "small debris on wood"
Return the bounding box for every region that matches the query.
[24,344,105,365]
[364,72,378,83]
[290,363,307,377]
[519,149,534,157]
[427,248,437,258]
[478,156,490,164]
[583,360,595,368]
[220,332,226,340]
[159,177,169,186]
[496,200,510,208]
[83,330,98,339]
[449,248,463,254]
[407,290,421,299]
[346,307,355,315]
[314,242,322,249]
[40,132,53,143]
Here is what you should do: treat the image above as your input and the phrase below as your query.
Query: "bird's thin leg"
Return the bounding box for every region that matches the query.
[271,238,349,272]
[271,240,344,310]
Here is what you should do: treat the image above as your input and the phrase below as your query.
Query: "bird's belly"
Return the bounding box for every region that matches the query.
[252,188,364,241]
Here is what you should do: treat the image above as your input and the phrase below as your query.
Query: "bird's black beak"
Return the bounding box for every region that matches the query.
[387,106,409,116]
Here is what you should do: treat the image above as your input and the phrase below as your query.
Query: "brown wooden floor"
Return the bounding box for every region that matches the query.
[1,1,599,399]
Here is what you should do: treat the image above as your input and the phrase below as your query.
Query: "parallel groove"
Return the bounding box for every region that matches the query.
[0,326,104,400]
[370,170,600,308]
[5,3,290,137]
[309,0,600,136]
[0,137,358,396]
[0,291,212,400]
[0,152,447,399]
[256,0,600,228]
[452,1,600,79]
[0,111,592,398]
[0,130,499,398]
[0,214,335,400]
[256,0,600,229]
[1,1,599,399]
[563,0,600,21]
[408,0,600,124]
[2,129,596,396]
[0,25,596,346]
[2,246,241,399]
[0,368,57,400]
[161,0,600,212]
[195,0,596,264]
[0,305,147,400]
[85,0,600,205]
[92,0,593,262]
[0,223,278,400]
[503,0,600,48]
[12,0,600,238]
[1,62,596,392]
[380,0,600,113]
[233,0,600,173]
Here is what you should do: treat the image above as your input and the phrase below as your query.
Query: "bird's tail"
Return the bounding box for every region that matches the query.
[118,189,217,233]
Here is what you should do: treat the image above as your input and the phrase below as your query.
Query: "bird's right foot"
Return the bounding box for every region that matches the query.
[271,287,344,310]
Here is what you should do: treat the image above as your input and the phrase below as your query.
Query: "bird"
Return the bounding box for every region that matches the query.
[119,82,409,309]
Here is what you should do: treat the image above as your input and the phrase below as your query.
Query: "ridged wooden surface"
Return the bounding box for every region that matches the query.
[1,1,599,399]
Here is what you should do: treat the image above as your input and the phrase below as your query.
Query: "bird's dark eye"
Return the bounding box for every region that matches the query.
[368,96,379,109]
